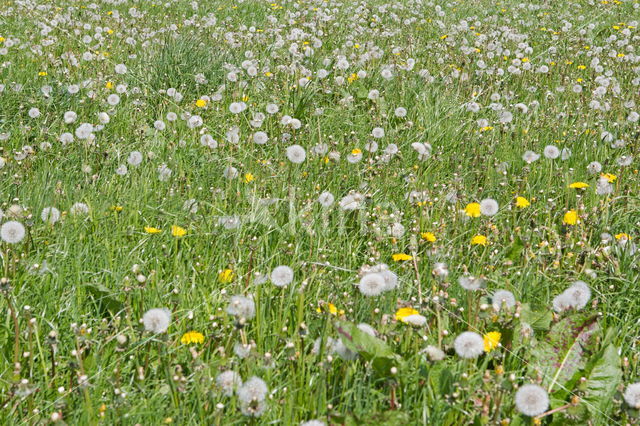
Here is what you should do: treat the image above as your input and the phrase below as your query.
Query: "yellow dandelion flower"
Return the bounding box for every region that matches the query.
[615,233,631,240]
[144,226,162,234]
[105,81,113,89]
[392,253,413,261]
[600,173,616,183]
[351,148,362,155]
[316,302,343,316]
[515,196,530,208]
[195,99,207,108]
[243,173,255,183]
[569,182,589,189]
[471,235,488,246]
[563,210,579,226]
[465,202,481,217]
[483,331,501,352]
[180,331,204,345]
[421,232,437,242]
[38,71,48,76]
[171,225,187,237]
[111,205,123,212]
[395,307,419,323]
[218,269,235,283]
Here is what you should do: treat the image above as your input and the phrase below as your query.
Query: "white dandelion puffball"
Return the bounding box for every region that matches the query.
[458,276,484,291]
[453,331,484,359]
[216,371,242,396]
[70,203,90,216]
[422,345,446,361]
[1,221,26,244]
[317,191,335,207]
[491,290,516,312]
[270,265,294,287]
[128,151,143,166]
[358,273,387,296]
[301,420,326,426]
[253,131,268,145]
[142,308,171,333]
[515,384,549,417]
[227,295,256,320]
[552,281,591,312]
[564,281,591,310]
[624,382,640,408]
[543,145,560,159]
[404,314,427,326]
[237,376,268,404]
[522,150,540,163]
[371,127,385,139]
[286,145,306,164]
[41,207,61,224]
[357,323,377,336]
[480,198,499,216]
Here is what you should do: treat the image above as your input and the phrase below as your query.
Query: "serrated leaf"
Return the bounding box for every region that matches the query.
[335,321,403,376]
[84,283,124,316]
[520,303,552,331]
[582,344,622,417]
[529,313,600,390]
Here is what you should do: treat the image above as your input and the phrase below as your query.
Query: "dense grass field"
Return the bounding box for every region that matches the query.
[1,0,640,423]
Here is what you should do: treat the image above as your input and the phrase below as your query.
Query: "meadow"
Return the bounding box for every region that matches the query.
[1,0,640,424]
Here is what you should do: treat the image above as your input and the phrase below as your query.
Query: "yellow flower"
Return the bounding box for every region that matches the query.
[316,303,343,315]
[563,210,579,226]
[421,232,437,242]
[515,196,530,208]
[105,81,113,89]
[569,182,589,189]
[111,205,123,212]
[195,99,207,108]
[351,148,362,155]
[392,253,413,261]
[395,307,419,323]
[38,71,48,76]
[483,331,501,352]
[218,269,235,283]
[171,225,187,237]
[180,331,204,345]
[464,202,481,217]
[144,226,162,234]
[615,233,631,240]
[243,173,255,183]
[471,235,488,246]
[600,173,617,183]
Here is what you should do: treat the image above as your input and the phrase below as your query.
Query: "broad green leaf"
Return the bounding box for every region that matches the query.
[582,344,622,417]
[84,283,124,316]
[520,303,552,331]
[335,321,403,376]
[528,313,600,390]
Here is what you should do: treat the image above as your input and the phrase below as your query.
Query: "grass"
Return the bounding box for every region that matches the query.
[0,0,640,424]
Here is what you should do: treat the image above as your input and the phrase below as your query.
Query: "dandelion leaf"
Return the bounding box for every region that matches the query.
[520,303,552,331]
[335,321,403,376]
[84,283,124,317]
[581,344,622,417]
[529,313,600,389]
